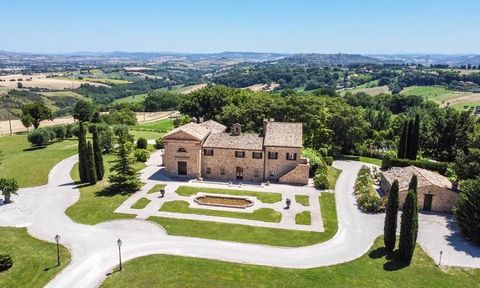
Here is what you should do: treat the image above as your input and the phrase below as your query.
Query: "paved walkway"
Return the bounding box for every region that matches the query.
[0,156,478,288]
[115,151,324,232]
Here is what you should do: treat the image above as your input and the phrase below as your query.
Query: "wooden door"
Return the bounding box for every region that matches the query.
[178,161,187,175]
[423,194,433,211]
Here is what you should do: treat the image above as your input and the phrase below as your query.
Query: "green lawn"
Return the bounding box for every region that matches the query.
[148,193,337,247]
[129,130,163,140]
[327,166,342,190]
[359,156,383,166]
[295,211,311,225]
[147,184,167,194]
[133,118,173,132]
[295,195,309,206]
[65,154,145,225]
[131,198,151,209]
[400,85,457,102]
[101,236,480,288]
[160,201,281,223]
[175,186,282,204]
[0,227,70,288]
[0,135,78,187]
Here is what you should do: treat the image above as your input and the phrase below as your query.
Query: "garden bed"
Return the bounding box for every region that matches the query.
[194,195,254,209]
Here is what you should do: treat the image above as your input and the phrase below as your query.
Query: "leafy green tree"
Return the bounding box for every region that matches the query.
[384,180,399,251]
[397,121,408,159]
[86,141,97,185]
[0,177,19,203]
[92,125,104,181]
[77,121,89,183]
[399,175,419,264]
[20,114,34,131]
[21,103,53,129]
[27,128,50,146]
[454,177,480,245]
[73,100,93,122]
[107,129,141,194]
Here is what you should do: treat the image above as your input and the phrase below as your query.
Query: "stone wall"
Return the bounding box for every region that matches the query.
[201,148,264,182]
[264,146,302,181]
[279,162,310,185]
[164,139,202,178]
[398,185,458,213]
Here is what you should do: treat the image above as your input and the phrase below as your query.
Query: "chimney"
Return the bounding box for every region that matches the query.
[199,116,204,123]
[232,123,241,136]
[191,117,198,123]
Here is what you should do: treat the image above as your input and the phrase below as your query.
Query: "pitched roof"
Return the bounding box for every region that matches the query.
[203,132,264,150]
[263,122,303,147]
[200,120,227,133]
[382,166,453,191]
[163,122,210,141]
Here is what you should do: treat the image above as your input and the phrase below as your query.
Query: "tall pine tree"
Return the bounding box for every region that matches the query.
[78,121,89,183]
[86,141,97,185]
[384,179,399,251]
[397,121,408,159]
[108,128,140,194]
[399,175,419,264]
[92,125,104,181]
[406,119,415,160]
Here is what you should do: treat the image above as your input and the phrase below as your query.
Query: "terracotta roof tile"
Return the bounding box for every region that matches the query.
[382,166,452,191]
[200,120,227,133]
[203,133,263,150]
[264,122,303,147]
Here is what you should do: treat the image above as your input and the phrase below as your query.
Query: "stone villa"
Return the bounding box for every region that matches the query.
[162,118,310,185]
[380,166,458,212]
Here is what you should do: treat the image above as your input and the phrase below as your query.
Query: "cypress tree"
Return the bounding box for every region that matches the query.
[406,119,415,160]
[108,128,141,194]
[86,141,97,185]
[384,179,399,251]
[397,121,408,159]
[410,114,420,160]
[92,125,104,181]
[399,175,419,264]
[78,121,89,183]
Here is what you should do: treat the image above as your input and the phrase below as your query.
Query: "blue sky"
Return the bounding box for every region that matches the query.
[1,0,479,54]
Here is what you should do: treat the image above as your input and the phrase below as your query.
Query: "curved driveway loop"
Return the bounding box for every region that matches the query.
[0,156,478,288]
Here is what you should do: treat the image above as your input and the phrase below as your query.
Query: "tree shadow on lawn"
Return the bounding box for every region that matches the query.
[368,247,409,271]
[95,187,134,197]
[23,145,48,152]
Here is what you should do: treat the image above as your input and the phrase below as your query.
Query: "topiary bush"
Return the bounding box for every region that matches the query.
[134,149,150,162]
[27,128,50,146]
[137,137,148,149]
[0,254,13,272]
[52,125,67,140]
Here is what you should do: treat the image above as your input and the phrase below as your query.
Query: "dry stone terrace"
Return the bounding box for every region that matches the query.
[116,150,325,232]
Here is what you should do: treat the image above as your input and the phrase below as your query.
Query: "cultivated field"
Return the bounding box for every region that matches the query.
[401,86,480,108]
[340,85,390,96]
[244,82,280,92]
[0,74,106,89]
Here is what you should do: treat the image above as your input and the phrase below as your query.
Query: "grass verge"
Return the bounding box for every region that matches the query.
[295,195,309,206]
[175,186,282,204]
[100,236,480,288]
[65,154,145,225]
[148,193,337,247]
[0,136,77,187]
[147,184,167,194]
[0,227,70,288]
[327,166,342,190]
[131,198,151,209]
[295,211,312,225]
[160,201,281,223]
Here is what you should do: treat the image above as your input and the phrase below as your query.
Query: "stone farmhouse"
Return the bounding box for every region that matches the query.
[380,166,458,212]
[162,118,310,185]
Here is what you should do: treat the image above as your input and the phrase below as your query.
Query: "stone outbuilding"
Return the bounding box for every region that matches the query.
[380,166,458,212]
[162,119,310,185]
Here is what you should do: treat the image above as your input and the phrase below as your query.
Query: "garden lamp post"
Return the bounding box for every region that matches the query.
[55,234,61,266]
[438,250,443,266]
[117,239,123,271]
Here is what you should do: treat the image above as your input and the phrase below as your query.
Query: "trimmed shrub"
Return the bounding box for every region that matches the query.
[0,254,12,272]
[313,172,329,189]
[45,127,56,140]
[71,124,80,138]
[353,165,385,213]
[134,149,149,162]
[65,124,74,138]
[27,129,50,146]
[52,125,66,140]
[137,137,148,149]
[154,137,165,149]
